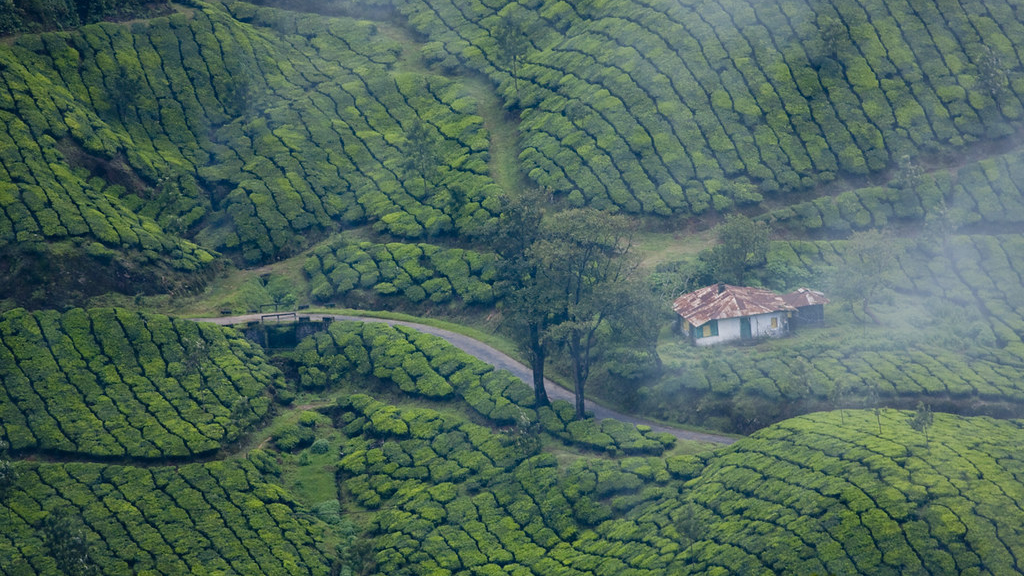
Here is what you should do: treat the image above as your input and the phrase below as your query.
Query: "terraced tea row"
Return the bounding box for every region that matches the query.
[396,0,1024,213]
[0,458,332,576]
[0,307,276,458]
[764,145,1024,234]
[304,238,499,305]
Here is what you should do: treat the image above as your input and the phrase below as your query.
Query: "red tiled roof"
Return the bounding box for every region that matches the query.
[673,284,795,327]
[781,287,830,308]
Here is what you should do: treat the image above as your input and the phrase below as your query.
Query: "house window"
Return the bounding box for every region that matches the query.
[771,317,778,329]
[698,320,719,338]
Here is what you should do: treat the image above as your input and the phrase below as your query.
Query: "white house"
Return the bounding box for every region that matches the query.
[673,284,826,346]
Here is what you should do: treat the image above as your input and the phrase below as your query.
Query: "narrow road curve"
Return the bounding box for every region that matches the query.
[194,312,737,445]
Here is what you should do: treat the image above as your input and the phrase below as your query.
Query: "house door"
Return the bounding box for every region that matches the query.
[740,317,751,339]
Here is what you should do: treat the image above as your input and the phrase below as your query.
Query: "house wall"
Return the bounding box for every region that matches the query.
[750,311,789,339]
[694,317,740,346]
[694,312,789,346]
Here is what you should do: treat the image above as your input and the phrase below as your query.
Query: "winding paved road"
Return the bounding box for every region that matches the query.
[193,312,736,445]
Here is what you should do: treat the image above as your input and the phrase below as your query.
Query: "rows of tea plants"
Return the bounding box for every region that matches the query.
[674,410,1024,575]
[0,458,333,576]
[334,395,694,574]
[0,307,276,457]
[340,406,1024,575]
[768,233,1024,350]
[292,321,671,453]
[1,2,501,266]
[304,238,498,305]
[395,0,1024,214]
[764,145,1024,234]
[0,52,215,299]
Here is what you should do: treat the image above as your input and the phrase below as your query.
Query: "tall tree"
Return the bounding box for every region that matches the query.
[533,208,642,419]
[0,440,16,521]
[703,214,770,285]
[42,508,97,576]
[493,12,528,103]
[401,119,443,202]
[830,229,899,323]
[909,401,934,447]
[493,188,552,406]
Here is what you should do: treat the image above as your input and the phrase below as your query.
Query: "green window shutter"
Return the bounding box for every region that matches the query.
[710,320,719,336]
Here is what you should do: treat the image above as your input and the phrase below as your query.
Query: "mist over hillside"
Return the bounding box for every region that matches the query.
[3,0,1024,573]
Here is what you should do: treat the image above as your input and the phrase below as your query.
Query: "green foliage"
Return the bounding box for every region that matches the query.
[674,411,1024,575]
[304,238,498,307]
[0,307,276,457]
[273,423,316,452]
[699,214,770,285]
[0,2,502,286]
[393,0,1024,214]
[0,460,333,575]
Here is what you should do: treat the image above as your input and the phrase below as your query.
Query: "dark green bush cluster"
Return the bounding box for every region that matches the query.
[304,238,498,305]
[292,321,536,423]
[674,411,1024,574]
[273,424,316,452]
[335,396,687,574]
[0,0,169,34]
[396,0,1024,214]
[0,460,332,575]
[765,147,1024,235]
[0,307,276,457]
[538,400,675,455]
[224,273,298,313]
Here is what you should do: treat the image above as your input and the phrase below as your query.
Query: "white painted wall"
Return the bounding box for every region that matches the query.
[750,311,789,339]
[694,312,789,346]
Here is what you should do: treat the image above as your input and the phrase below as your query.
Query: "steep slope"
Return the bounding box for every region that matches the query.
[0,1,503,306]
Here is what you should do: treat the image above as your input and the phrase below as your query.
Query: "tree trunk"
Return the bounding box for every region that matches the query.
[572,339,586,419]
[862,302,881,324]
[529,323,549,406]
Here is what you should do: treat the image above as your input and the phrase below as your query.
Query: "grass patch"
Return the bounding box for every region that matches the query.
[635,228,716,270]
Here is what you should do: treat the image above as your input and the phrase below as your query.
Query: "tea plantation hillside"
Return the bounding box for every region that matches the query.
[6,0,1024,572]
[328,396,1024,575]
[0,0,501,305]
[388,0,1024,212]
[0,458,336,576]
[0,307,278,457]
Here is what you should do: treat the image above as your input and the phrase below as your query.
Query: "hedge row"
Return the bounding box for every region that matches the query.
[396,0,1024,213]
[304,238,498,305]
[675,410,1024,574]
[0,459,332,576]
[0,307,276,457]
[763,145,1024,234]
[335,395,696,574]
[2,2,501,267]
